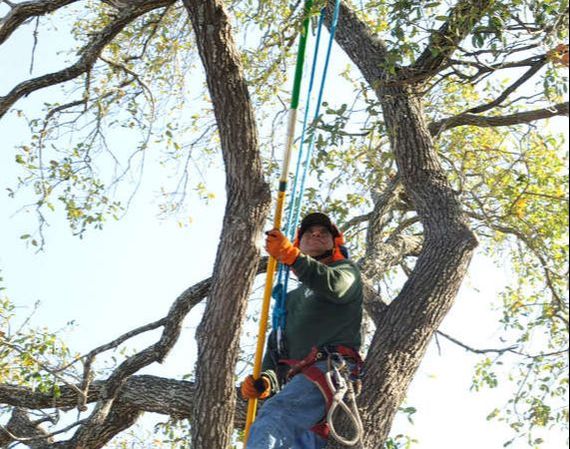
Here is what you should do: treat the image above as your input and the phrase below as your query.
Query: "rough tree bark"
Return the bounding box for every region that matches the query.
[323,2,481,446]
[181,1,270,448]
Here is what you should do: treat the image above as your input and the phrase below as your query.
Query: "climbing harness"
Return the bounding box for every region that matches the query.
[280,346,365,445]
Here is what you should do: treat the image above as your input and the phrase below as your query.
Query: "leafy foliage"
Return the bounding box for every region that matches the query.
[0,277,78,396]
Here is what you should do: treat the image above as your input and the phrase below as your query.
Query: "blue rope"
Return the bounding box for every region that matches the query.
[288,1,343,239]
[271,9,326,335]
[272,0,342,343]
[284,11,326,241]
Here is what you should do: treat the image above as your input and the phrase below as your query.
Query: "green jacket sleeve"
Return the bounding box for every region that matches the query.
[291,254,361,304]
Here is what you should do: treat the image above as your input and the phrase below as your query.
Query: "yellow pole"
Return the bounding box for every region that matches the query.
[243,3,313,443]
[243,109,297,445]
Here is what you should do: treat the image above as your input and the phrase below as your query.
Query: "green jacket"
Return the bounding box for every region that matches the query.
[262,254,363,386]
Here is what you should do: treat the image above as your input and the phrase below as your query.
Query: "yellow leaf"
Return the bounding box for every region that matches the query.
[514,198,528,218]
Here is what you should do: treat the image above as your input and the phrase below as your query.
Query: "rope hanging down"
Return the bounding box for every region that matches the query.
[273,0,342,355]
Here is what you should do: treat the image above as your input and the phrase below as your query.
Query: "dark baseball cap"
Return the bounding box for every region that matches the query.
[298,212,340,239]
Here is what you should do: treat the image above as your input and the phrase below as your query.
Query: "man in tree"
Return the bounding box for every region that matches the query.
[241,212,364,449]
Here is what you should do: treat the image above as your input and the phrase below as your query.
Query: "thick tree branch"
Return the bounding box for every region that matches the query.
[323,1,389,86]
[66,273,210,448]
[0,375,251,447]
[429,102,570,135]
[464,56,548,115]
[412,0,496,80]
[181,1,271,448]
[0,376,246,423]
[0,0,79,45]
[325,5,479,446]
[0,0,175,120]
[0,408,55,449]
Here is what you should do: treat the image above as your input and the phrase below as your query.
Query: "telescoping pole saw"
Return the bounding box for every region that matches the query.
[243,1,313,445]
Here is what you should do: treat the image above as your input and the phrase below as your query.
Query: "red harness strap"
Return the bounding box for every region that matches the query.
[302,365,333,439]
[279,346,363,440]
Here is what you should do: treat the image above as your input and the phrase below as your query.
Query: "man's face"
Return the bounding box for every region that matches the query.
[299,225,334,257]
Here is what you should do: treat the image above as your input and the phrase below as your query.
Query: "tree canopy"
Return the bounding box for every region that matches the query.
[0,1,568,448]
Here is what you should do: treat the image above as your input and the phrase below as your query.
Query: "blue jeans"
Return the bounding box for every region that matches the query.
[246,362,328,449]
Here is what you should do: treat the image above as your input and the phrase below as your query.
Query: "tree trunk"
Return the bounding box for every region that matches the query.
[325,4,478,448]
[182,1,270,448]
[361,88,477,448]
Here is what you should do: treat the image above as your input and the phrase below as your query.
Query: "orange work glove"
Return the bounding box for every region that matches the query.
[265,229,300,265]
[240,374,271,400]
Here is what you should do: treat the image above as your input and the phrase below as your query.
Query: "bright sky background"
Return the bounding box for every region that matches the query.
[0,5,567,449]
